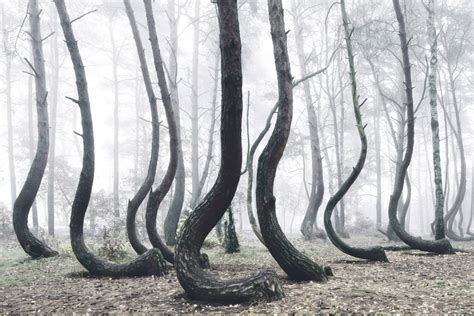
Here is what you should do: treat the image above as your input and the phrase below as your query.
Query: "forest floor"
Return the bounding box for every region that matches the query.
[0,234,473,314]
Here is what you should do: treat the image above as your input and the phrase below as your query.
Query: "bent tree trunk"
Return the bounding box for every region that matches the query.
[124,0,160,255]
[175,0,283,303]
[13,0,58,259]
[246,102,278,245]
[388,0,453,254]
[55,0,165,277]
[256,0,328,281]
[143,0,179,264]
[164,0,185,246]
[323,0,388,262]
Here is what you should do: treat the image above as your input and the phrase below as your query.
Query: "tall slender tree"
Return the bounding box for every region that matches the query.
[323,0,388,262]
[13,0,58,259]
[124,0,160,256]
[256,0,328,281]
[426,0,445,240]
[388,0,453,254]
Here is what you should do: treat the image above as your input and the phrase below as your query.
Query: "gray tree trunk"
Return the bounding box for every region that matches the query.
[110,19,120,218]
[47,16,59,236]
[190,0,201,209]
[164,0,186,246]
[13,0,58,258]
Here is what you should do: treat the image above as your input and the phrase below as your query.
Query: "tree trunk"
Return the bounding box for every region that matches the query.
[143,0,179,264]
[175,1,283,303]
[47,18,59,237]
[2,6,17,213]
[164,0,185,246]
[375,83,382,230]
[110,20,120,219]
[323,0,388,262]
[388,0,453,254]
[124,0,160,255]
[256,0,328,281]
[27,75,39,231]
[56,0,165,276]
[13,0,58,259]
[441,41,471,241]
[427,0,446,240]
[291,0,326,241]
[190,0,201,209]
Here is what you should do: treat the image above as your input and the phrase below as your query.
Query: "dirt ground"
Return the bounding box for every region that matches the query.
[0,235,473,314]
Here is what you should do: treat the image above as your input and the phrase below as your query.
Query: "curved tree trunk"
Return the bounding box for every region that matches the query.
[256,0,328,281]
[246,102,278,245]
[143,0,179,264]
[55,0,165,277]
[13,0,58,259]
[388,0,453,254]
[291,0,326,241]
[164,0,185,246]
[175,1,283,302]
[323,0,388,262]
[174,0,283,303]
[27,75,39,231]
[124,0,160,256]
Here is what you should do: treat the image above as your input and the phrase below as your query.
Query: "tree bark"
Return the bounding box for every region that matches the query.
[190,0,201,209]
[2,6,17,213]
[323,0,388,262]
[175,0,284,303]
[164,0,185,246]
[47,16,59,237]
[27,75,39,231]
[13,0,58,259]
[143,0,179,264]
[427,0,446,240]
[124,0,160,255]
[256,0,328,281]
[110,19,120,219]
[291,0,326,241]
[55,0,165,276]
[388,0,453,254]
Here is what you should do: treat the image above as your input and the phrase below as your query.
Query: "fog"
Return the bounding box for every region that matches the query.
[1,0,473,240]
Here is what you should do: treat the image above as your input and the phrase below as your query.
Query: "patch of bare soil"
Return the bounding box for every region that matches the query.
[0,237,472,314]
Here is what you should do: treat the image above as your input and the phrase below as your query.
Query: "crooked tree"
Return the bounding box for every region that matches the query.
[13,0,58,259]
[143,0,179,264]
[55,0,165,277]
[323,0,388,262]
[123,0,160,256]
[174,0,284,303]
[256,0,328,281]
[387,0,453,254]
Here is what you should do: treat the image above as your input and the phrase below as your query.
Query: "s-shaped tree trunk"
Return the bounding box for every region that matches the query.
[124,0,160,256]
[256,0,328,281]
[388,0,453,254]
[174,0,284,303]
[13,0,58,259]
[55,0,165,277]
[323,0,388,262]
